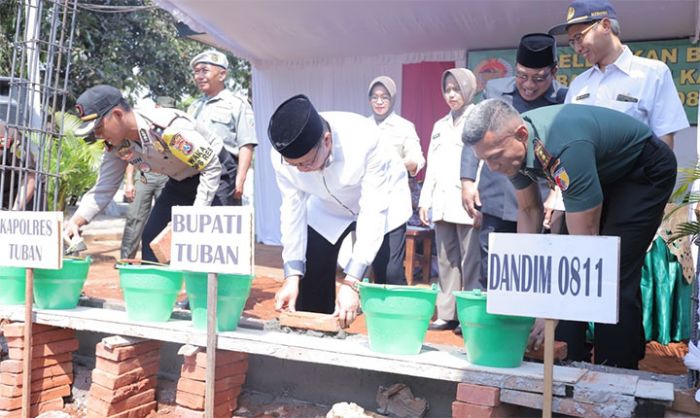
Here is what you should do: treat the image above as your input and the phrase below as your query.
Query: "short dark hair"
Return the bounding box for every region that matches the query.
[462,99,521,145]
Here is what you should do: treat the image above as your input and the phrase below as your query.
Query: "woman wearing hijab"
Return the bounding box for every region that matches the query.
[367,76,425,177]
[418,68,482,331]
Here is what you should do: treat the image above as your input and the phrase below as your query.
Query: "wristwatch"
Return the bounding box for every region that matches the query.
[336,278,360,293]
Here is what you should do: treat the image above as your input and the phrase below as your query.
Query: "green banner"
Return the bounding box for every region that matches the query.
[467,38,698,124]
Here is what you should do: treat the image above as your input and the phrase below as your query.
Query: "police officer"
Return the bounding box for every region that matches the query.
[188,50,257,204]
[463,99,677,369]
[550,0,689,148]
[268,94,411,328]
[64,84,236,262]
[461,33,568,288]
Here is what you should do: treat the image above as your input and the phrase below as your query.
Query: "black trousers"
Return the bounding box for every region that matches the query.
[555,136,677,369]
[141,150,238,262]
[296,223,407,313]
[477,213,517,289]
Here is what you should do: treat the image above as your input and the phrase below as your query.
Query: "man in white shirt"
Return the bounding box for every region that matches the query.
[268,95,411,328]
[549,0,689,148]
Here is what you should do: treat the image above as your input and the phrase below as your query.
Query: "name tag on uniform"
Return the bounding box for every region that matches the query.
[616,94,639,103]
[575,93,590,101]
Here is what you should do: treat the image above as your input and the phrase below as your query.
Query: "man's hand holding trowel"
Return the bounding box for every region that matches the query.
[63,215,88,256]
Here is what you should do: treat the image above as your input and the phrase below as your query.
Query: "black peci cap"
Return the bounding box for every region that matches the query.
[268,94,324,159]
[516,33,558,69]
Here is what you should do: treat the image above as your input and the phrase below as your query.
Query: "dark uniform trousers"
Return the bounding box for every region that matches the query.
[296,223,407,313]
[141,150,238,262]
[478,214,517,288]
[555,136,677,369]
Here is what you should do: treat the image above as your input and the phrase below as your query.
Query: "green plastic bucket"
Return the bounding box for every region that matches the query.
[184,272,253,331]
[359,282,437,355]
[118,265,183,322]
[0,266,26,305]
[454,290,534,368]
[34,257,91,309]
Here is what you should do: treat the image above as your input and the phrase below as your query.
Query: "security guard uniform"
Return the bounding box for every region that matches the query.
[75,107,236,261]
[510,103,677,369]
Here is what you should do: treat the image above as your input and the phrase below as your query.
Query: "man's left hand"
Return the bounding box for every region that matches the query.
[333,280,360,329]
[527,318,558,352]
[234,174,245,200]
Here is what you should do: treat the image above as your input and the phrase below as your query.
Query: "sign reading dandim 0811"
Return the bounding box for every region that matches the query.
[486,233,620,324]
[468,39,699,124]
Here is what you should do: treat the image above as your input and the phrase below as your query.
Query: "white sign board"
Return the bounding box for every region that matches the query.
[169,206,253,275]
[0,211,63,269]
[487,233,620,324]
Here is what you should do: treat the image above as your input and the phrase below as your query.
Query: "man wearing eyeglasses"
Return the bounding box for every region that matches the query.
[188,50,257,205]
[550,0,688,148]
[268,94,412,328]
[462,33,568,289]
[64,85,236,262]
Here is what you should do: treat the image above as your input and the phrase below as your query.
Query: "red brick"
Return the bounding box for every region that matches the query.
[452,401,517,418]
[0,397,63,417]
[0,352,72,373]
[184,350,248,369]
[0,384,70,411]
[0,362,73,386]
[106,400,157,418]
[279,311,340,332]
[173,403,233,418]
[96,340,161,362]
[180,359,248,382]
[456,383,501,407]
[91,361,159,390]
[149,224,171,264]
[5,329,75,348]
[1,323,56,338]
[95,349,160,375]
[89,376,157,404]
[8,338,79,359]
[176,374,246,396]
[524,341,568,362]
[175,387,241,411]
[87,388,155,416]
[0,374,73,395]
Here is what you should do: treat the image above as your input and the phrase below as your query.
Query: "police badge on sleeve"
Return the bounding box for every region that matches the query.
[161,127,215,170]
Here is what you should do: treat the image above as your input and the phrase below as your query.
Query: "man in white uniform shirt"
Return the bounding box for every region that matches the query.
[550,0,689,148]
[269,95,411,328]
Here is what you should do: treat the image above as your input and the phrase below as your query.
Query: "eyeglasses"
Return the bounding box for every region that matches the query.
[515,71,552,84]
[281,139,324,169]
[568,21,600,48]
[370,95,391,103]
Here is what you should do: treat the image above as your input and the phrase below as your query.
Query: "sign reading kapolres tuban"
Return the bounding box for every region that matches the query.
[0,211,63,269]
[487,233,620,324]
[169,206,253,275]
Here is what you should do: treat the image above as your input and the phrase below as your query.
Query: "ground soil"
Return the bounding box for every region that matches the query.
[63,238,689,416]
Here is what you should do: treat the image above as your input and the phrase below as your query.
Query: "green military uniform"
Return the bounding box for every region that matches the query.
[509,103,677,369]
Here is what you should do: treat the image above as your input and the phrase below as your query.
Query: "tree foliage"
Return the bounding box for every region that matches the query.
[0,0,250,106]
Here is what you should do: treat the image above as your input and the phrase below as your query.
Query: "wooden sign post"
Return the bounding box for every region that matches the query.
[0,211,63,417]
[170,206,254,418]
[487,233,620,418]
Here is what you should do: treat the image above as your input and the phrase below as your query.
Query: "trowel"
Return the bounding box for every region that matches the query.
[63,234,87,256]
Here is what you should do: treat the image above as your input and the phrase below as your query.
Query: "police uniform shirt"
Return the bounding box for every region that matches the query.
[75,107,223,222]
[419,109,474,225]
[510,104,652,212]
[188,89,257,157]
[368,111,425,176]
[460,76,568,221]
[565,46,689,137]
[272,111,412,279]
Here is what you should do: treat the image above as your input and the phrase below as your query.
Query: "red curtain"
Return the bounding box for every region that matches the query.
[401,61,454,181]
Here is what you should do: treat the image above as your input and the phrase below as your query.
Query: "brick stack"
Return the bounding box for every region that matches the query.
[0,323,77,417]
[86,338,161,418]
[452,383,518,418]
[174,348,248,417]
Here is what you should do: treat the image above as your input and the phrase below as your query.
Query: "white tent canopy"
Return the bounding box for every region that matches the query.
[157,0,700,244]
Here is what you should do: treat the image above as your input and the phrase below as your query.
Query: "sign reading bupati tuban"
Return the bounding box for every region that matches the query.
[468,39,698,124]
[0,211,63,269]
[487,233,620,324]
[169,206,253,275]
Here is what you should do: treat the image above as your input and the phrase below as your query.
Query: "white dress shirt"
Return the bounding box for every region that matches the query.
[369,111,425,176]
[272,111,412,279]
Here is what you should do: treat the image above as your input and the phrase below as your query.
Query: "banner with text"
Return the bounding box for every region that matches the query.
[0,211,63,269]
[467,39,698,124]
[487,233,620,324]
[170,206,253,275]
